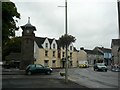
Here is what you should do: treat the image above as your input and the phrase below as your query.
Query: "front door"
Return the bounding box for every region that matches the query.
[44,60,49,67]
[52,60,56,68]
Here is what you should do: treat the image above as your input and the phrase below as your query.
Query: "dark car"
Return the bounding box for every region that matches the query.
[94,63,107,72]
[111,65,120,72]
[111,68,120,72]
[25,64,52,75]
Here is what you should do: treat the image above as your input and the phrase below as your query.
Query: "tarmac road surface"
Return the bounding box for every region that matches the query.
[2,68,91,89]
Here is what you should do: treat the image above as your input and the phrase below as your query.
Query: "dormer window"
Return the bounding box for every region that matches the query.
[45,43,48,48]
[70,46,72,51]
[53,44,55,49]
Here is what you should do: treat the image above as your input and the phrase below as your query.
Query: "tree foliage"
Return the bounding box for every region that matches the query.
[2,37,21,60]
[58,34,76,48]
[2,1,20,60]
[2,2,20,46]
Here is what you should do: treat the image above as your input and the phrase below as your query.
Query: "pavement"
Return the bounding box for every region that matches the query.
[2,68,94,89]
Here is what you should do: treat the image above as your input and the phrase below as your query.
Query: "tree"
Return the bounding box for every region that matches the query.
[2,2,20,46]
[58,34,76,83]
[2,37,21,61]
[2,1,20,60]
[58,34,76,48]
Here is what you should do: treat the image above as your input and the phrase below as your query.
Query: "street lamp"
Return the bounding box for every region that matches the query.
[117,0,120,39]
[65,0,68,83]
[58,0,68,83]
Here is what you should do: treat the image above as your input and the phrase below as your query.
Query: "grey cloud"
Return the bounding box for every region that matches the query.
[13,0,118,50]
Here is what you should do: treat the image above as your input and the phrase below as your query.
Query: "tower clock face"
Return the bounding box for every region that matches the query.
[26,30,30,33]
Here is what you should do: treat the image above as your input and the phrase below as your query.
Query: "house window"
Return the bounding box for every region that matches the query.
[70,46,72,51]
[70,52,72,58]
[70,61,72,66]
[52,60,56,63]
[45,50,48,56]
[45,43,48,48]
[58,49,61,58]
[62,52,65,58]
[53,51,55,57]
[44,60,49,67]
[52,60,56,67]
[53,44,55,49]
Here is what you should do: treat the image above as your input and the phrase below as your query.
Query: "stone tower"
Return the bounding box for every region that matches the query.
[20,17,36,70]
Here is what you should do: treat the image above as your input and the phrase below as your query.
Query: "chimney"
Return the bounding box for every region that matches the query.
[80,47,84,50]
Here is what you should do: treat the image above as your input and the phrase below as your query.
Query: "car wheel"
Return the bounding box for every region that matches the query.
[46,71,51,75]
[105,69,107,72]
[27,71,32,75]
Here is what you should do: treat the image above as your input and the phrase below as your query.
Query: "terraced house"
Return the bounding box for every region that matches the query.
[34,37,78,68]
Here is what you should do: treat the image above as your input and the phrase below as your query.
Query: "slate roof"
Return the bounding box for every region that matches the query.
[84,49,103,55]
[74,47,78,52]
[21,17,36,31]
[48,38,53,45]
[35,37,46,48]
[94,47,111,53]
[35,37,77,51]
[101,48,111,53]
[35,37,61,49]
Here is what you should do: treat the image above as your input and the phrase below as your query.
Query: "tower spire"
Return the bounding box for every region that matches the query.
[28,17,30,24]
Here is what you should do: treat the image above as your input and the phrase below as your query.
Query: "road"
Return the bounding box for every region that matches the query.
[2,69,88,88]
[61,67,119,88]
[2,67,119,89]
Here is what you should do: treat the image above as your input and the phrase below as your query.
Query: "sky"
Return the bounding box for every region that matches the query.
[10,0,119,50]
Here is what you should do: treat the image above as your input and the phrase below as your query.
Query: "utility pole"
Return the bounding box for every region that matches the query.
[58,0,68,83]
[65,0,68,83]
[117,0,120,39]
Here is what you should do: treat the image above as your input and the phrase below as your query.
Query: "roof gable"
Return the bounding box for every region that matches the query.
[35,37,46,48]
[35,37,58,49]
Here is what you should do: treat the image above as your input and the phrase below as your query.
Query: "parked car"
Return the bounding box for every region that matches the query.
[111,68,120,72]
[79,64,88,68]
[25,64,53,75]
[94,63,107,72]
[111,65,120,72]
[78,61,89,68]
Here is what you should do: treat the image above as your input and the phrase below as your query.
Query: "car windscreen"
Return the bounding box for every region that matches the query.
[97,63,105,66]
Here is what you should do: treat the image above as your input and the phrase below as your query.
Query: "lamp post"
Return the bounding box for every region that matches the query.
[65,0,68,83]
[117,0,120,39]
[58,0,68,83]
[118,47,120,65]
